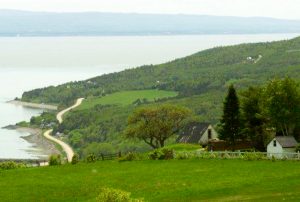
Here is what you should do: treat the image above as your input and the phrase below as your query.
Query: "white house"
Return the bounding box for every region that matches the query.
[267,136,298,158]
[177,122,219,146]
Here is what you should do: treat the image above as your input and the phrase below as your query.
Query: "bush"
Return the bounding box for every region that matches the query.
[175,152,190,160]
[49,155,62,166]
[96,188,144,202]
[296,144,300,152]
[148,148,174,160]
[86,153,97,163]
[243,152,264,161]
[0,161,26,170]
[71,154,80,164]
[118,152,137,162]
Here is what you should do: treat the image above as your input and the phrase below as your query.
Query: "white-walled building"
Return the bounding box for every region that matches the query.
[177,122,219,146]
[267,136,298,158]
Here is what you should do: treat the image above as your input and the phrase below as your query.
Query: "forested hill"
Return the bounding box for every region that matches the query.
[22,36,300,106]
[1,10,300,36]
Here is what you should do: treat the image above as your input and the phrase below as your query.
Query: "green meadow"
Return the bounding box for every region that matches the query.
[1,159,299,201]
[77,90,178,110]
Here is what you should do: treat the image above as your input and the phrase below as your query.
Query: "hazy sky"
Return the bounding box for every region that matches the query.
[0,0,299,20]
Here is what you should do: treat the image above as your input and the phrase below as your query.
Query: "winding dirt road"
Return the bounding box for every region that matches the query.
[43,98,84,162]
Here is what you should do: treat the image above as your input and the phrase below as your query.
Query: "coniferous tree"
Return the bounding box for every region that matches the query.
[220,85,241,150]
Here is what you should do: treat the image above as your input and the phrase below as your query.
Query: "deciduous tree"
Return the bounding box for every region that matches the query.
[124,105,190,149]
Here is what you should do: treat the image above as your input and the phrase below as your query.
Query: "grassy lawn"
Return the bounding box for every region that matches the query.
[77,90,178,110]
[0,159,300,201]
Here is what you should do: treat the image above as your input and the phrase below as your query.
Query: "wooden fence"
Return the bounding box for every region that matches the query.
[99,152,122,161]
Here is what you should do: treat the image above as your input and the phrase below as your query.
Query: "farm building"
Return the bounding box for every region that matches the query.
[267,136,298,158]
[177,122,218,146]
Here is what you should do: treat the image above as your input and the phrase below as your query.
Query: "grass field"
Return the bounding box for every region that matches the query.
[77,90,178,110]
[1,159,299,201]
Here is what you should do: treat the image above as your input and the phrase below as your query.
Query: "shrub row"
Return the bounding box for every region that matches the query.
[0,161,26,170]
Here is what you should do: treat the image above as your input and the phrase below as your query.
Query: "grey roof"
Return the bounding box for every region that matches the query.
[275,136,298,148]
[177,122,210,144]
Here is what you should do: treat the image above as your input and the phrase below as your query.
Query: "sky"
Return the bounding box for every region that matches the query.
[0,0,299,20]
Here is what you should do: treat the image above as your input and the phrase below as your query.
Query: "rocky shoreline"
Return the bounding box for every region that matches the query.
[4,126,61,159]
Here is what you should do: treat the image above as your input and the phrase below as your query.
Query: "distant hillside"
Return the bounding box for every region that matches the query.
[1,10,300,36]
[22,37,300,154]
[22,36,300,106]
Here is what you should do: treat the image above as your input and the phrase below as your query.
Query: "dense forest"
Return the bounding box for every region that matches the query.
[22,37,300,156]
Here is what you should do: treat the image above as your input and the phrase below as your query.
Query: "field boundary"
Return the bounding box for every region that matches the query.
[176,150,300,160]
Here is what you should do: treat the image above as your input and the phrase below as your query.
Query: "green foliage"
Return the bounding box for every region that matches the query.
[96,188,144,202]
[86,154,97,163]
[30,112,58,129]
[0,161,26,170]
[16,121,30,127]
[240,78,300,149]
[71,154,80,164]
[125,105,191,149]
[82,143,116,158]
[296,144,300,152]
[118,153,139,162]
[219,85,241,149]
[148,148,174,160]
[49,155,62,166]
[242,152,265,161]
[264,77,300,136]
[163,144,200,152]
[240,87,267,151]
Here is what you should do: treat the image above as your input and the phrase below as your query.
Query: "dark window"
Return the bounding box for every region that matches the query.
[208,129,212,139]
[273,140,277,147]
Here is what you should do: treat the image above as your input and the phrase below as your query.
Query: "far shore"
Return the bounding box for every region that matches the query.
[7,100,58,110]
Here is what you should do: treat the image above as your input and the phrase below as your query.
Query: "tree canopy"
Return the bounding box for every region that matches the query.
[219,85,241,149]
[124,105,191,149]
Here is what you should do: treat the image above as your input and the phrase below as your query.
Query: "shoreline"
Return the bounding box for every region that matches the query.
[7,100,58,110]
[8,126,61,160]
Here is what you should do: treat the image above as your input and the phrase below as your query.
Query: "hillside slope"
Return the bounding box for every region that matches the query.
[21,37,300,154]
[22,36,300,106]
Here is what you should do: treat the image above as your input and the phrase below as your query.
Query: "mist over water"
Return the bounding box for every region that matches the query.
[0,34,298,159]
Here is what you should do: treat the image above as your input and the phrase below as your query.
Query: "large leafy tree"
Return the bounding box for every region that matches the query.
[240,87,267,151]
[220,85,241,149]
[124,105,190,149]
[264,78,300,136]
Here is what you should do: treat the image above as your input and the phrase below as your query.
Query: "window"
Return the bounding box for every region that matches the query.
[273,140,277,147]
[208,129,212,139]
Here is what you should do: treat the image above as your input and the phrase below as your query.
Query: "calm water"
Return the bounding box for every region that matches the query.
[0,34,299,159]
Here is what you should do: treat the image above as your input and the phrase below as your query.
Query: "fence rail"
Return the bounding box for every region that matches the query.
[175,150,300,160]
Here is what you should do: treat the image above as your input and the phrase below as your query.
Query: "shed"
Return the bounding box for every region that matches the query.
[267,136,298,158]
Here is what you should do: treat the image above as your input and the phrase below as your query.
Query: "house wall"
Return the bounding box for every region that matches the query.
[267,138,283,158]
[199,125,219,146]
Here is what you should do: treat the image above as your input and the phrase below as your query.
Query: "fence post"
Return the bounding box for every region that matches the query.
[118,151,122,158]
[101,154,104,161]
[298,151,300,160]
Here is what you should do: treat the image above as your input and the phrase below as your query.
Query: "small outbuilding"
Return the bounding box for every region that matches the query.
[177,122,218,146]
[267,136,298,158]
